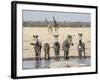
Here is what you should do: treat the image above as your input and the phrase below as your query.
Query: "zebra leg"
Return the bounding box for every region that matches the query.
[58,50,60,60]
[38,51,41,60]
[35,50,38,60]
[64,51,66,59]
[40,52,41,60]
[57,53,59,60]
[46,50,49,60]
[55,50,58,60]
[48,50,50,60]
[66,50,69,59]
[57,54,59,60]
[58,55,60,60]
[45,49,48,60]
[55,50,57,60]
[78,50,82,59]
[44,50,46,60]
[47,53,49,60]
[35,53,38,60]
[57,54,60,60]
[84,49,86,58]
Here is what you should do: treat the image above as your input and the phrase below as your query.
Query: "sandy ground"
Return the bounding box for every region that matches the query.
[22,27,91,59]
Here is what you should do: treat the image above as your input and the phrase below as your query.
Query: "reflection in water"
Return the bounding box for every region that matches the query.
[23,58,91,69]
[35,60,41,69]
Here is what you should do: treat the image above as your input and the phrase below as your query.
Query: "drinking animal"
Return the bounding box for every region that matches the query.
[44,43,50,60]
[30,35,42,60]
[53,35,60,60]
[77,33,86,58]
[62,35,73,59]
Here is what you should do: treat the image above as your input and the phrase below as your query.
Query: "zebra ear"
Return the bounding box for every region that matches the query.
[78,33,82,36]
[56,35,59,37]
[36,35,38,38]
[54,35,59,37]
[81,33,83,36]
[33,35,35,38]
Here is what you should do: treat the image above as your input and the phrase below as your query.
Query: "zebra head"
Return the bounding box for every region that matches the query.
[33,35,39,43]
[78,33,83,41]
[67,35,73,46]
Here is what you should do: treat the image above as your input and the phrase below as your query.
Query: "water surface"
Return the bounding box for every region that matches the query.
[23,58,91,69]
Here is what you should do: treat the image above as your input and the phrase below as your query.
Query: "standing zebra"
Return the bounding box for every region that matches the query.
[62,35,73,59]
[77,33,86,58]
[44,43,50,60]
[53,35,60,60]
[30,35,42,60]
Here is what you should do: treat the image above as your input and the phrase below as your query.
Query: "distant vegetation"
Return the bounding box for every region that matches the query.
[23,21,90,27]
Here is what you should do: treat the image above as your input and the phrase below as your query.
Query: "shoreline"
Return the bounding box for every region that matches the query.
[23,56,91,61]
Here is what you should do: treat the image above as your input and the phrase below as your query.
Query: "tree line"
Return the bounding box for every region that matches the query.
[23,21,90,27]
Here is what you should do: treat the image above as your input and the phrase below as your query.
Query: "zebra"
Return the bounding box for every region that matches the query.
[77,33,86,59]
[30,35,42,60]
[62,35,73,59]
[43,43,50,60]
[53,34,60,60]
